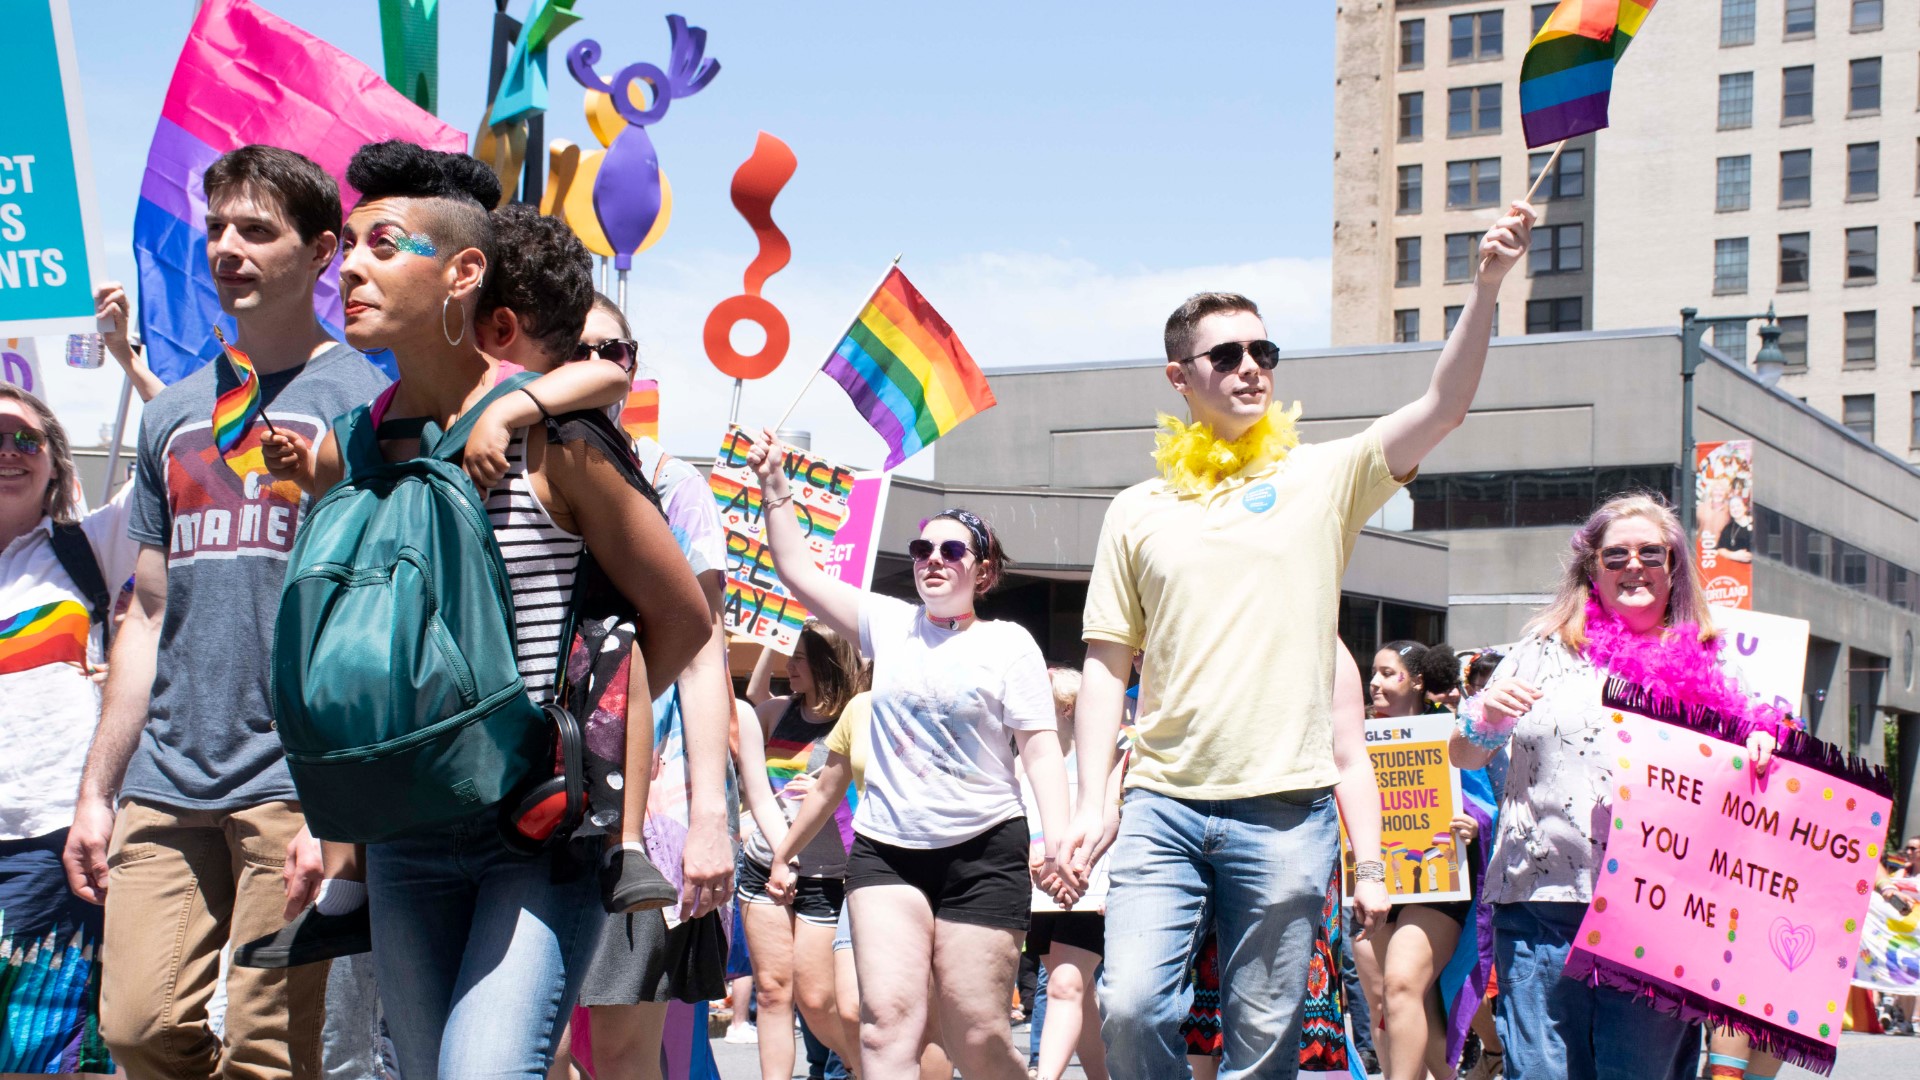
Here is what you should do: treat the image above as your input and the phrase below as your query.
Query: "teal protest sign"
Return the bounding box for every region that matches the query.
[0,0,104,337]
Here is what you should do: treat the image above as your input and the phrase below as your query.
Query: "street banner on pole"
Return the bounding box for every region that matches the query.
[1694,439,1755,610]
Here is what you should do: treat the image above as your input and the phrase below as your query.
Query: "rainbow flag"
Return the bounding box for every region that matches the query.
[622,379,660,443]
[0,601,89,675]
[822,267,994,469]
[1519,0,1659,149]
[132,0,466,383]
[211,335,262,462]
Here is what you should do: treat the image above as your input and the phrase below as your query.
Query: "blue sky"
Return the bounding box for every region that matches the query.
[40,0,1336,470]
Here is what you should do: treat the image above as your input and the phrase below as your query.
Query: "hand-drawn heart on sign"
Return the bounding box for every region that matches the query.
[1768,917,1815,972]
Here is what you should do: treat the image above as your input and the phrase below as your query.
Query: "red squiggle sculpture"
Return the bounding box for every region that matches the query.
[704,132,796,380]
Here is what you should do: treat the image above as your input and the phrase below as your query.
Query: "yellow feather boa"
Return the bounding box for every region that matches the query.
[1152,405,1302,495]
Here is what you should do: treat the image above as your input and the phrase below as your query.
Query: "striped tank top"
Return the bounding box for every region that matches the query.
[484,430,583,701]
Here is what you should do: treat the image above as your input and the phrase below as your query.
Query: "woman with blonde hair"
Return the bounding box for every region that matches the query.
[1450,493,1783,1080]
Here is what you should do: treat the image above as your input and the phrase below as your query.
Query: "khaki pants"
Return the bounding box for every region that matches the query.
[99,798,327,1080]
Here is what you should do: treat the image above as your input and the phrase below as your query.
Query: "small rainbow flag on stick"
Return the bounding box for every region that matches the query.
[210,327,274,470]
[794,263,995,470]
[1519,0,1659,149]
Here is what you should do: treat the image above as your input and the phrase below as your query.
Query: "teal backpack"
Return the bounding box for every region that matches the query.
[270,372,551,843]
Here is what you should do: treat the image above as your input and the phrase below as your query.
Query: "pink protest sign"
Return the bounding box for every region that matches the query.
[1565,687,1891,1074]
[821,472,891,590]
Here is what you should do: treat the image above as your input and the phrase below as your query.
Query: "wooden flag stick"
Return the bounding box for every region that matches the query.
[1522,139,1567,204]
[771,253,903,433]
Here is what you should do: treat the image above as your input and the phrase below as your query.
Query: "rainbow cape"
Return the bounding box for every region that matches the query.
[1519,0,1659,148]
[822,267,995,469]
[132,0,465,383]
[211,335,262,462]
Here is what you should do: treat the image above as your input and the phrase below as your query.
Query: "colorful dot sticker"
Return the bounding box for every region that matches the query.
[1764,1003,1774,1016]
[1846,797,1856,811]
[1724,950,1734,963]
[1786,778,1801,793]
[1658,727,1672,740]
[1728,930,1738,942]
[1618,786,1632,801]
[1867,843,1879,859]
[1595,897,1609,912]
[1731,908,1740,919]
[1634,946,1646,959]
[1698,742,1712,756]
[1674,965,1685,978]
[1846,918,1858,933]
[1732,756,1744,770]
[1820,1024,1831,1037]
[1873,811,1884,826]
[1828,1001,1838,1014]
[1611,712,1624,723]
[1788,1010,1799,1025]
[1618,756,1632,770]
[1712,978,1722,991]
[1738,994,1748,1005]
[1587,931,1601,946]
[1619,731,1632,743]
[1822,787,1834,800]
[1614,817,1625,830]
[1858,880,1870,895]
[1608,858,1620,874]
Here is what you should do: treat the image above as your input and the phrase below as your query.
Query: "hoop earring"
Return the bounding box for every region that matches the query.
[441,294,465,347]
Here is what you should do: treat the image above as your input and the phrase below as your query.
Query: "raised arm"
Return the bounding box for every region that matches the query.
[1331,640,1389,938]
[1375,201,1534,479]
[745,645,779,707]
[742,427,862,641]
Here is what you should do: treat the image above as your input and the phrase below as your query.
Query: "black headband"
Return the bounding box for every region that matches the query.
[931,508,992,558]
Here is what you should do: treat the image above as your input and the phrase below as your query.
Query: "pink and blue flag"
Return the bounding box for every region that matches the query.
[133,0,466,383]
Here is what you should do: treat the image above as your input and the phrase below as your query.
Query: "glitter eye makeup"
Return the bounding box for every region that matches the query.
[367,223,438,257]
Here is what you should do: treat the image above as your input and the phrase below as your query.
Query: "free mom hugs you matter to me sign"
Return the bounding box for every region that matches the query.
[1564,679,1892,1074]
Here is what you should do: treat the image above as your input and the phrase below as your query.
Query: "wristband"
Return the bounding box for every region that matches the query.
[1457,692,1517,751]
[763,492,794,512]
[1354,860,1386,883]
[519,386,553,421]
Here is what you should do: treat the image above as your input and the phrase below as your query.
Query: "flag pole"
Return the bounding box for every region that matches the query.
[772,253,902,432]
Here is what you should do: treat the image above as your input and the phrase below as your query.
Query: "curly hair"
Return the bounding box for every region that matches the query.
[345,140,498,268]
[480,204,594,365]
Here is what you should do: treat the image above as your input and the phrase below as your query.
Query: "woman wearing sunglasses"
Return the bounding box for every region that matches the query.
[743,427,1074,1080]
[1449,493,1786,1080]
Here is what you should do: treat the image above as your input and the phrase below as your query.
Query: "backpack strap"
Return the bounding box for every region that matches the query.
[50,523,113,652]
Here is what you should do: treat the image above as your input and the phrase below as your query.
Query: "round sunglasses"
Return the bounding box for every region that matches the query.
[0,429,45,456]
[1180,339,1281,373]
[908,538,973,564]
[571,338,639,372]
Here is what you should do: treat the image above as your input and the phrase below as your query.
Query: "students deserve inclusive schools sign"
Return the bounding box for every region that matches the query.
[1564,683,1891,1073]
[709,425,856,653]
[1344,714,1468,904]
[0,0,105,337]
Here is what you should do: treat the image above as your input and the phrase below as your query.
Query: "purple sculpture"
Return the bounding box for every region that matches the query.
[567,16,719,270]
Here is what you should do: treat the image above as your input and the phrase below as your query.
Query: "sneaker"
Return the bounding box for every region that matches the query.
[233,903,371,968]
[1463,1048,1505,1080]
[601,846,677,914]
[724,1022,759,1045]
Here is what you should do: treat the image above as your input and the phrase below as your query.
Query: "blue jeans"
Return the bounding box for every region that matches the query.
[1492,901,1698,1080]
[1098,787,1339,1080]
[365,814,604,1079]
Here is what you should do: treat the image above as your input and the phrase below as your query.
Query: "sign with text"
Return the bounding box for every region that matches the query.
[821,471,890,591]
[1343,714,1468,904]
[1,337,41,394]
[1565,692,1890,1072]
[709,425,855,654]
[0,1,105,337]
[1712,606,1810,720]
[1695,440,1755,610]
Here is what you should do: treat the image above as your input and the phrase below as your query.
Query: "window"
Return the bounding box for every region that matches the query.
[1915,223,1920,276]
[1530,224,1584,275]
[1532,4,1557,36]
[1450,10,1503,62]
[1782,66,1815,122]
[1408,465,1675,531]
[1850,57,1882,112]
[1394,309,1421,343]
[1716,155,1752,210]
[1448,84,1502,136]
[1779,232,1811,286]
[1445,232,1477,282]
[1913,307,1920,364]
[1712,322,1749,363]
[1853,0,1883,31]
[1844,395,1875,441]
[1718,72,1754,128]
[1446,157,1500,208]
[1445,304,1465,334]
[1847,227,1878,282]
[1529,148,1586,199]
[1399,92,1424,140]
[1780,149,1812,205]
[1722,0,1757,45]
[1715,238,1751,293]
[1395,237,1421,287]
[1848,142,1880,198]
[1779,315,1809,368]
[1845,310,1877,367]
[1785,0,1817,37]
[1400,20,1425,68]
[1397,165,1423,214]
[1912,393,1920,449]
[1526,297,1583,334]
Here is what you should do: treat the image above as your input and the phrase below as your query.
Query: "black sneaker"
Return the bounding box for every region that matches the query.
[233,903,372,968]
[601,846,677,913]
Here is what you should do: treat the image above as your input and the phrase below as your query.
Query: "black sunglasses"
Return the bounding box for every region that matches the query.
[572,338,639,372]
[1597,544,1672,571]
[0,429,44,456]
[908,539,973,564]
[1180,339,1281,373]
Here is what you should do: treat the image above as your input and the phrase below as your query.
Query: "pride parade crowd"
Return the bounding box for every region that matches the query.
[2,136,1907,1080]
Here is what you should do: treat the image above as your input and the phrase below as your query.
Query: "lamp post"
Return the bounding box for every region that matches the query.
[1678,304,1781,527]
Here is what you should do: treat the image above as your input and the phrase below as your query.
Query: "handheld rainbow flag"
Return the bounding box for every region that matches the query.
[1519,0,1659,149]
[210,327,274,466]
[818,266,995,470]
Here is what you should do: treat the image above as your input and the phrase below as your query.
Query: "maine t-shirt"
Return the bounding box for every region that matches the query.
[856,594,1053,849]
[122,343,389,811]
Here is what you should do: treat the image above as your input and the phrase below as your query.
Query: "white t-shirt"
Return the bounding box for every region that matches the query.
[857,593,1054,848]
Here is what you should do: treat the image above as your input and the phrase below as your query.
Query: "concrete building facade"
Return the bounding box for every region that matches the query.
[1333,0,1920,464]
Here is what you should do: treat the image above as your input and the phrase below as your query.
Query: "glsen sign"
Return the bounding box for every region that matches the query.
[0,1,104,337]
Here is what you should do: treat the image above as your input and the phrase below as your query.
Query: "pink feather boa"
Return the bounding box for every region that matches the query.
[1580,599,1796,733]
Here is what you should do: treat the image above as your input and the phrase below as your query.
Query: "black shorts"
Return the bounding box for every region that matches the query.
[844,817,1031,931]
[736,855,844,927]
[1385,899,1471,927]
[1027,911,1104,957]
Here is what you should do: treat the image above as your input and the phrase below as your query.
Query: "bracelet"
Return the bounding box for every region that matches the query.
[763,492,794,512]
[519,386,553,421]
[1456,692,1516,752]
[1354,860,1386,883]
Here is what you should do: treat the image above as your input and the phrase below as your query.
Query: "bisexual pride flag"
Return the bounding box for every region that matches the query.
[1519,0,1659,148]
[133,0,466,383]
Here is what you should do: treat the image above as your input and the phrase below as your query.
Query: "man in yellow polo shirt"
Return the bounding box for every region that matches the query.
[1059,202,1534,1080]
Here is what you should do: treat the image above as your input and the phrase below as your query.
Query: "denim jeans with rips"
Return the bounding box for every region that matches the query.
[365,812,603,1080]
[1098,786,1339,1080]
